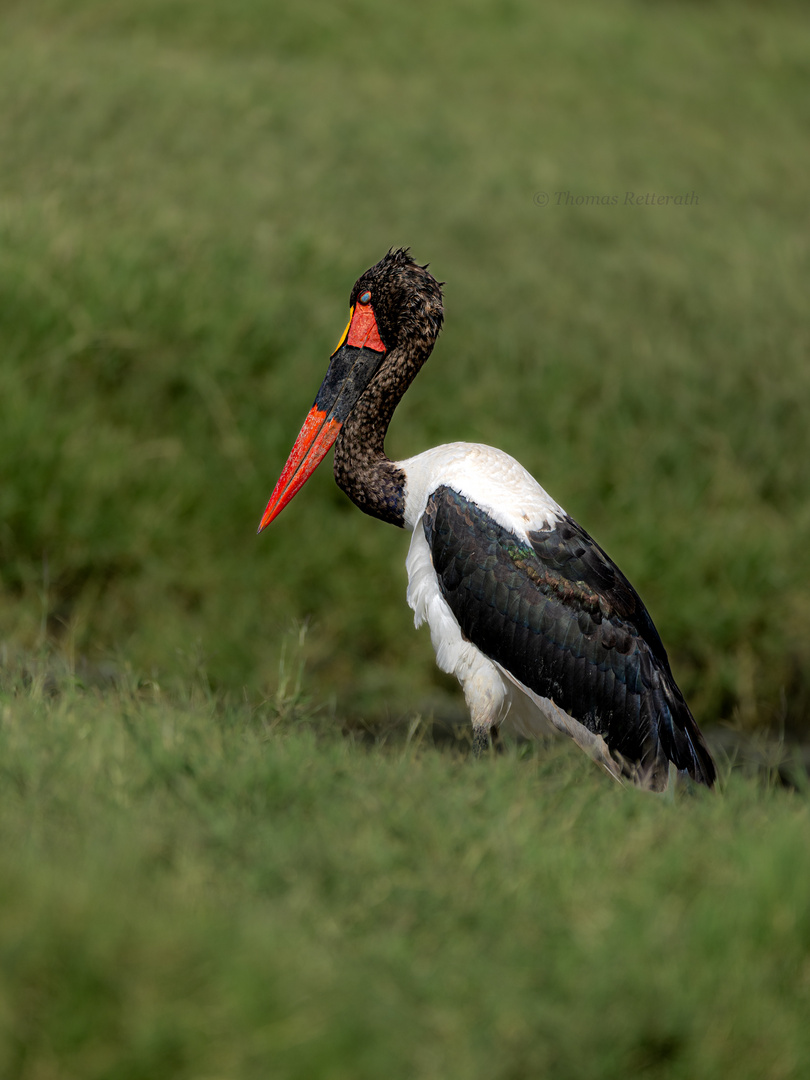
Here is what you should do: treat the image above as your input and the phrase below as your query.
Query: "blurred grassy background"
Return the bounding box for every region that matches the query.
[2,0,809,734]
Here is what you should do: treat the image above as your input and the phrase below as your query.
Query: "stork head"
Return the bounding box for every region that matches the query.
[348,247,444,355]
[257,249,443,531]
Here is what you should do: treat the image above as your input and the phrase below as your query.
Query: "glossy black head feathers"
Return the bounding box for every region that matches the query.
[349,247,444,355]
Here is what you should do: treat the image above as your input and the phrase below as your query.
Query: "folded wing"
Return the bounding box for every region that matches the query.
[423,485,715,786]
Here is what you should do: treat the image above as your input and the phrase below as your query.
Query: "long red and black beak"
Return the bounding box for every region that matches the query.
[258,298,386,532]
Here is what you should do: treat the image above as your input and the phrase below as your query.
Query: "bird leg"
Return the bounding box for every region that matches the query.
[463,661,509,757]
[472,723,502,757]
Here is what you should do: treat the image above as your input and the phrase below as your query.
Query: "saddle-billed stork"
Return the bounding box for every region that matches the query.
[259,248,715,790]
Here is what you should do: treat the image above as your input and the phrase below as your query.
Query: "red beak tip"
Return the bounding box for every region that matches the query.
[257,506,277,533]
[256,408,343,540]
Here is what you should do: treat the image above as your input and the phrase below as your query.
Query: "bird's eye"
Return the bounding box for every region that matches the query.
[358,290,371,305]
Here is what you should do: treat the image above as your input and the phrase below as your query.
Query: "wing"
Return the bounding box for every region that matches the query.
[423,485,715,786]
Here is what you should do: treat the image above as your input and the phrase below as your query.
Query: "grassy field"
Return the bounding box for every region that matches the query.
[1,661,809,1079]
[2,0,810,1075]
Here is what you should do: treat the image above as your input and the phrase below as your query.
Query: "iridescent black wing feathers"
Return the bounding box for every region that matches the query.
[423,486,716,787]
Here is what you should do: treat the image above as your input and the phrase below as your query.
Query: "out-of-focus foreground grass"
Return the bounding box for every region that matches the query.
[1,0,809,732]
[1,658,809,1079]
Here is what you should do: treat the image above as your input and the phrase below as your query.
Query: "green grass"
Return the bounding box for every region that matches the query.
[1,659,809,1079]
[2,2,810,1075]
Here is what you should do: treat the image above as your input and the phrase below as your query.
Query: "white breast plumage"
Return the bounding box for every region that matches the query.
[397,442,563,537]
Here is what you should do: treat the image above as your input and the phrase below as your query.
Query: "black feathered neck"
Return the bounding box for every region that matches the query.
[332,248,444,527]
